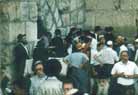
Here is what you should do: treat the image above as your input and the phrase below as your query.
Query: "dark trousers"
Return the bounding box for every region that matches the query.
[67,67,90,94]
[94,64,113,78]
[116,84,135,95]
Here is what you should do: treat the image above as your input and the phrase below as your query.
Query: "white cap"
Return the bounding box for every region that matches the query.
[135,39,138,42]
[107,40,113,45]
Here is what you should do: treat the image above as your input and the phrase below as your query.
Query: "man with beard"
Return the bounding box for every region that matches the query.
[14,34,29,78]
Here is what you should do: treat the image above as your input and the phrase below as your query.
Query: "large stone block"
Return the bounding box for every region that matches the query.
[71,11,78,24]
[48,0,56,12]
[121,0,133,10]
[58,0,70,12]
[9,22,25,42]
[16,1,37,21]
[25,22,37,41]
[2,2,17,21]
[62,13,70,26]
[70,0,77,11]
[112,11,136,27]
[1,45,13,65]
[0,1,37,22]
[133,0,138,9]
[96,0,114,10]
[85,12,92,26]
[85,12,95,27]
[78,9,84,23]
[45,13,53,30]
[76,0,84,8]
[0,23,9,42]
[28,2,37,21]
[0,3,9,22]
[54,8,62,27]
[95,11,113,26]
[16,2,29,21]
[86,0,98,9]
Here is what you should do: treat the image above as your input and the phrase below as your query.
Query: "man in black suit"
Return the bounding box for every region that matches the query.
[14,34,29,78]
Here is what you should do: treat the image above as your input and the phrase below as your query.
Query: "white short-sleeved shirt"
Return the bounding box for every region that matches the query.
[99,47,119,64]
[111,61,138,86]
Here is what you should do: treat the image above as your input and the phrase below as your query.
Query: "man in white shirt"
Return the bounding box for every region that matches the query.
[111,51,138,95]
[95,41,119,78]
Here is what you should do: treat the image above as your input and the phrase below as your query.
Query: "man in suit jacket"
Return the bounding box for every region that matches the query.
[14,34,29,78]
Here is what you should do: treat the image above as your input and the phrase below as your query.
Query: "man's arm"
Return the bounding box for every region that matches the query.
[125,74,138,79]
[112,72,125,78]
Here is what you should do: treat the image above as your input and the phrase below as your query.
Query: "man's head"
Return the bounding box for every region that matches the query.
[34,61,45,76]
[63,80,74,95]
[55,29,61,37]
[63,80,78,95]
[17,34,28,45]
[105,26,113,34]
[116,35,124,45]
[107,40,113,48]
[44,59,62,77]
[99,35,105,44]
[120,51,129,63]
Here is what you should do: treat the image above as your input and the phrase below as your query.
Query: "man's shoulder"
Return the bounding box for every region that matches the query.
[128,61,136,66]
[114,61,122,66]
[15,43,24,48]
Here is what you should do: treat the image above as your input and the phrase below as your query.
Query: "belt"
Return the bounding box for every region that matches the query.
[117,83,134,88]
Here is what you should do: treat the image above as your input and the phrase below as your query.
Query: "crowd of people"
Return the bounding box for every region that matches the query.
[1,26,138,95]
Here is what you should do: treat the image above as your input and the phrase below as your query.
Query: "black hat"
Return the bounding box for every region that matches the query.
[105,26,113,32]
[94,26,102,32]
[17,34,26,41]
[44,59,62,77]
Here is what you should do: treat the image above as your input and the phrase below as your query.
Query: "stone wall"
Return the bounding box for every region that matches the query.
[37,0,138,41]
[1,0,138,81]
[85,0,138,41]
[37,0,85,37]
[0,0,38,81]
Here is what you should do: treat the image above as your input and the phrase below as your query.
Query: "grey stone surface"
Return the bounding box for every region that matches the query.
[96,0,114,10]
[28,2,37,21]
[0,0,37,74]
[62,13,70,26]
[78,9,84,23]
[0,23,9,42]
[9,22,26,42]
[121,0,132,10]
[25,22,37,41]
[71,11,78,24]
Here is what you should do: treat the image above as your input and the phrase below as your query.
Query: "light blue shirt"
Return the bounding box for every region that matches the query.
[64,52,89,68]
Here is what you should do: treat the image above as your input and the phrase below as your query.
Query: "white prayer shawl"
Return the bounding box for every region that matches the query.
[36,77,63,95]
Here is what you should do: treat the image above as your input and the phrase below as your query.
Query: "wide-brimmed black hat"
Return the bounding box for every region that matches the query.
[44,59,62,77]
